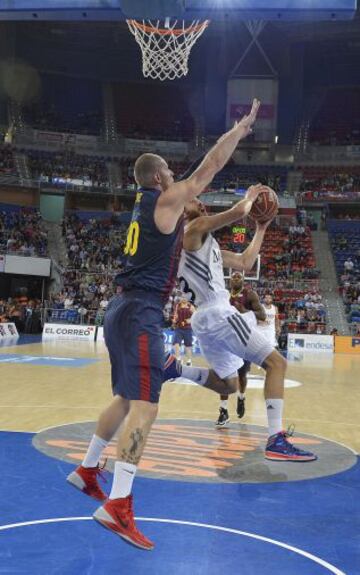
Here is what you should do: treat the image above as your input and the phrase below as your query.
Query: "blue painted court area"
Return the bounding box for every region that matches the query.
[0,353,99,367]
[0,431,359,575]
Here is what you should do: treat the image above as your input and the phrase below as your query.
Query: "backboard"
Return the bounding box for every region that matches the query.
[0,0,356,21]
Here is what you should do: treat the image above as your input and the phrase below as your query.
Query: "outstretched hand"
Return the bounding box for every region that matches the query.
[245,183,265,204]
[234,98,261,139]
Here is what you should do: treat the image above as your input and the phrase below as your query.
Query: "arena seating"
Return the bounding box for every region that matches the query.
[48,212,128,325]
[328,219,360,330]
[299,166,360,202]
[215,220,325,334]
[0,203,48,256]
[27,150,110,187]
[211,164,288,194]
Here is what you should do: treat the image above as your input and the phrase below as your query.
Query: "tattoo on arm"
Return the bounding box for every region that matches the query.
[120,428,145,465]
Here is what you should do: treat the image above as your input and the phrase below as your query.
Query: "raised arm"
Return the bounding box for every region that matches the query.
[186,184,265,238]
[155,99,260,233]
[221,220,271,273]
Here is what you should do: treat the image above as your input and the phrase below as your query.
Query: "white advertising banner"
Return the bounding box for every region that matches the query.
[287,334,334,353]
[4,256,51,277]
[0,254,5,272]
[0,323,19,339]
[43,323,96,341]
[33,130,98,151]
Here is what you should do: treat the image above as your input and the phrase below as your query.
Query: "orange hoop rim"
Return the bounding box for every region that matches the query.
[127,19,210,37]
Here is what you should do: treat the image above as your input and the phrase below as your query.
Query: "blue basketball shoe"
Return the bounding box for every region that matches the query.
[164,353,182,380]
[265,429,317,462]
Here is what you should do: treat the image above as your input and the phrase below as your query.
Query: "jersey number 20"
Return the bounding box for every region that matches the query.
[124,221,140,256]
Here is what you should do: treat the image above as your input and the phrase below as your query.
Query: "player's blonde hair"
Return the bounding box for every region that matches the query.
[134,153,164,187]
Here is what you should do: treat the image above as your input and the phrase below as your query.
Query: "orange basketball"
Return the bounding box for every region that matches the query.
[249,186,279,223]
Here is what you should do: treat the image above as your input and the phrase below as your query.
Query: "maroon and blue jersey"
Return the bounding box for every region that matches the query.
[116,187,184,302]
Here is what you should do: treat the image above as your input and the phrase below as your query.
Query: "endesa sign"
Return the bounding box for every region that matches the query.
[288,333,334,353]
[43,323,96,341]
[0,323,19,339]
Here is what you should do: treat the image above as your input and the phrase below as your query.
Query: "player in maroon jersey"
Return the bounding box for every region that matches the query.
[216,271,266,426]
[172,298,196,365]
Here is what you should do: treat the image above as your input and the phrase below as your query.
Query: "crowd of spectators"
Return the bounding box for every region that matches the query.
[213,166,288,196]
[339,253,360,328]
[48,273,117,327]
[268,287,326,334]
[27,150,110,188]
[0,207,48,256]
[0,296,42,333]
[299,168,360,202]
[329,220,360,331]
[216,218,319,282]
[63,214,127,272]
[48,214,127,324]
[212,212,325,334]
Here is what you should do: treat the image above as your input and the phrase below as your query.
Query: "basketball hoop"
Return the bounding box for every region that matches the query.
[126,18,210,81]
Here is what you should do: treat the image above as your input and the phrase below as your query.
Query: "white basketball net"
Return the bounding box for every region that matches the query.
[126,19,210,81]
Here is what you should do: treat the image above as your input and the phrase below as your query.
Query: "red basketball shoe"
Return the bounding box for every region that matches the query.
[67,465,107,501]
[93,496,154,551]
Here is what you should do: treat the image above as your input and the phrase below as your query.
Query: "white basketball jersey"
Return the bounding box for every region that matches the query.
[178,234,229,308]
[263,304,276,329]
[258,304,277,345]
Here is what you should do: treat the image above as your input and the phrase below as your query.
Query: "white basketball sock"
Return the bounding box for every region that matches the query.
[109,461,137,500]
[82,434,108,468]
[181,365,210,386]
[265,399,283,437]
[238,391,245,400]
[220,400,228,409]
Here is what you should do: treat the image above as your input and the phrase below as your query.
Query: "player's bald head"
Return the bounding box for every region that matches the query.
[231,271,243,290]
[134,153,165,187]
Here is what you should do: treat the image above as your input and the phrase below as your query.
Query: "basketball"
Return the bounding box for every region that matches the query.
[249,186,279,223]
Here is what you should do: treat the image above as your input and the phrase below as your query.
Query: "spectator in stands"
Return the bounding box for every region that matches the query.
[99,296,109,311]
[64,294,74,309]
[344,258,355,273]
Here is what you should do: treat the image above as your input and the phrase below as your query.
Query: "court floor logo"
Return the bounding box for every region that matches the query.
[32,419,357,484]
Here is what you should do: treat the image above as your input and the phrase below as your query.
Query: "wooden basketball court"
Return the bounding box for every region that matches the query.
[1,337,359,575]
[1,338,359,453]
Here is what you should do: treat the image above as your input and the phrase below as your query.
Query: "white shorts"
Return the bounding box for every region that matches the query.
[257,327,278,348]
[191,302,275,380]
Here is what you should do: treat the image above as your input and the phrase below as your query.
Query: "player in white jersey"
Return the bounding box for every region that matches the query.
[258,294,280,347]
[165,194,317,462]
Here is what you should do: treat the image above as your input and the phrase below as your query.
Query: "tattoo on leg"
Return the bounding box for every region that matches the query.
[120,428,145,465]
